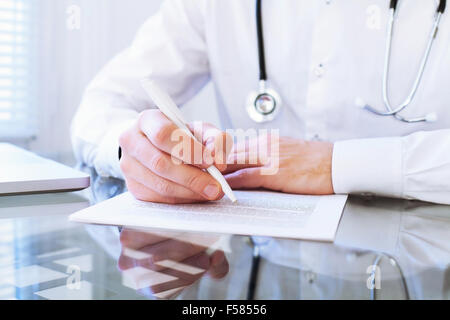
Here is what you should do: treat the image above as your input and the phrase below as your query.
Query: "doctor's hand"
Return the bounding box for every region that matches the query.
[119,110,232,204]
[224,136,334,195]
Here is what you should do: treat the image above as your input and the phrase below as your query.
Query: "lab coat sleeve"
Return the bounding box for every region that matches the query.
[71,0,209,179]
[332,129,450,204]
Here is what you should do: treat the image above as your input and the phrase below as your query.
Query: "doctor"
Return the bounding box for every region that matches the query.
[72,0,450,205]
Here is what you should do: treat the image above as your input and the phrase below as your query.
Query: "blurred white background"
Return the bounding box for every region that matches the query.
[1,0,218,163]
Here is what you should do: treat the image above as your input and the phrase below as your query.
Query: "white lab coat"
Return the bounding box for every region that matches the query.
[72,0,450,204]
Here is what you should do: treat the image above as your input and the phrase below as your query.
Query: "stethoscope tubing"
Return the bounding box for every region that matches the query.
[256,0,267,82]
[364,0,446,123]
[252,0,446,123]
[365,10,442,116]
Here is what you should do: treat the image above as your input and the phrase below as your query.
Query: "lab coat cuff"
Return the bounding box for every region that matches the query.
[94,119,136,179]
[332,137,403,198]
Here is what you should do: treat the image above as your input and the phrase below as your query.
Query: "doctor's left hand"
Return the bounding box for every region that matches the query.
[224,136,335,195]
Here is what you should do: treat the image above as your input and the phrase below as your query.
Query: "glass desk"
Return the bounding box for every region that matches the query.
[0,168,449,300]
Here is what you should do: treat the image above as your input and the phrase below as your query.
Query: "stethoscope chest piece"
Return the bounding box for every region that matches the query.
[246,85,282,123]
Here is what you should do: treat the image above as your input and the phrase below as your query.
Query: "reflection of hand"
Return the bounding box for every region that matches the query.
[119,110,232,204]
[224,136,334,195]
[118,229,229,299]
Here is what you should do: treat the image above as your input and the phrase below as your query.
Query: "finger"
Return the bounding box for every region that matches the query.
[121,153,207,201]
[189,122,233,172]
[124,132,224,201]
[156,252,210,282]
[207,250,229,279]
[228,133,276,170]
[118,253,135,271]
[147,240,208,269]
[223,148,263,174]
[127,238,209,271]
[125,177,205,204]
[146,252,211,296]
[223,148,265,174]
[225,167,265,189]
[222,162,262,175]
[118,237,205,271]
[122,254,206,297]
[139,110,210,168]
[231,132,277,153]
[119,229,169,249]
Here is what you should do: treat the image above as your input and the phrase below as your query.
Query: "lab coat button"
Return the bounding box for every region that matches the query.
[305,271,317,284]
[346,253,357,262]
[314,64,325,77]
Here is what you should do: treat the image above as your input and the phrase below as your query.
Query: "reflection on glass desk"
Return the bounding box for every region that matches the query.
[0,167,449,300]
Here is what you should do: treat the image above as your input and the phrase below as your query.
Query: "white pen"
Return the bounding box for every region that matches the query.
[141,79,237,203]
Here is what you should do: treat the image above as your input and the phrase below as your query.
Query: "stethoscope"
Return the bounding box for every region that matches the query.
[246,0,282,123]
[361,0,447,123]
[247,0,447,124]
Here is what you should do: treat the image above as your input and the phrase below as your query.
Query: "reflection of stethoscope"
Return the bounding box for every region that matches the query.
[246,237,271,300]
[248,0,447,123]
[361,0,446,123]
[246,239,411,300]
[369,253,409,300]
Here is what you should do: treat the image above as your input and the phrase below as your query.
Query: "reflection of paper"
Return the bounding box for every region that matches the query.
[70,191,348,242]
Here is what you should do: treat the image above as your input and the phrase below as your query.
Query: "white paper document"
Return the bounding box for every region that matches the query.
[69,191,348,241]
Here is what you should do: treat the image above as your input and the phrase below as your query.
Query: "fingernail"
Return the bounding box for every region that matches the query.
[203,184,220,199]
[208,143,215,150]
[205,142,216,158]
